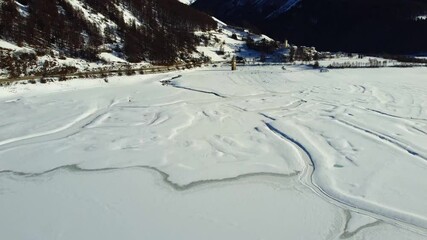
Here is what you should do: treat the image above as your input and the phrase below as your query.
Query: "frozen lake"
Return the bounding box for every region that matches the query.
[1,65,427,239]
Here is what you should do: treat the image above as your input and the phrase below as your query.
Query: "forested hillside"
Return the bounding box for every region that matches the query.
[0,0,216,63]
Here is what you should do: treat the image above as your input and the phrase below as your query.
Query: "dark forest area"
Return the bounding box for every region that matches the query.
[193,0,427,54]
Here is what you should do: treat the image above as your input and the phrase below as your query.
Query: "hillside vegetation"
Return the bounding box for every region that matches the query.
[0,0,216,64]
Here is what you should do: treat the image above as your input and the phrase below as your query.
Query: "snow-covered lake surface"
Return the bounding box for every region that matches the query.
[1,65,427,239]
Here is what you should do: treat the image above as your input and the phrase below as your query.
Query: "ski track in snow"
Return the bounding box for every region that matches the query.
[0,66,427,239]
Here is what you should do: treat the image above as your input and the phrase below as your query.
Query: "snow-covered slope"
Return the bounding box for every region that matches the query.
[0,39,33,52]
[1,65,427,239]
[64,0,117,34]
[195,18,287,63]
[178,0,196,4]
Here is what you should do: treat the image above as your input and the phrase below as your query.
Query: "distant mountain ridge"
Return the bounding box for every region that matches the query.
[192,0,300,18]
[193,0,427,54]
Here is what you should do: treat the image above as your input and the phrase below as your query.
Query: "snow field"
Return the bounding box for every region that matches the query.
[0,65,427,239]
